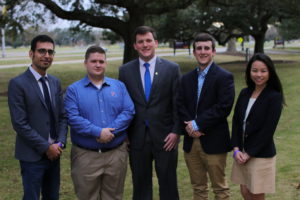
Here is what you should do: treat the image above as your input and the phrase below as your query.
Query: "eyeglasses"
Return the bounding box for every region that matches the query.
[36,48,55,56]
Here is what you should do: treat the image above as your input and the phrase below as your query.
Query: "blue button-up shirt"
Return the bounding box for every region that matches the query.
[64,76,135,149]
[192,63,212,131]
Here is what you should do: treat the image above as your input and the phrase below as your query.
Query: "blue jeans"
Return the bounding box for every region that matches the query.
[20,158,60,200]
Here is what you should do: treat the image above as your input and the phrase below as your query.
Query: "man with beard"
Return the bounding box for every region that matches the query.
[8,35,68,200]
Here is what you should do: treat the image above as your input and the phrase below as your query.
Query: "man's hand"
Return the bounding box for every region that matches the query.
[184,121,204,138]
[184,121,193,135]
[46,143,62,161]
[96,128,115,143]
[189,130,204,138]
[163,133,180,151]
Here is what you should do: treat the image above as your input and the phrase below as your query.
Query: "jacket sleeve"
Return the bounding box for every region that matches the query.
[231,89,245,149]
[171,64,182,134]
[177,75,195,135]
[55,79,68,145]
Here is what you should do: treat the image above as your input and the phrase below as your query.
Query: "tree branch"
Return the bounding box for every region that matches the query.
[33,0,127,35]
[144,0,195,15]
[94,0,126,7]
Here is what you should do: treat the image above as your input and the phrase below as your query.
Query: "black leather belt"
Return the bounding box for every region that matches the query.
[74,142,123,153]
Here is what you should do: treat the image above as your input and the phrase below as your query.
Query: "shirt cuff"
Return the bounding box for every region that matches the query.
[92,127,102,138]
[192,120,199,131]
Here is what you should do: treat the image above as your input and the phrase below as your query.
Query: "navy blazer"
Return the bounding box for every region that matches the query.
[119,57,181,150]
[8,68,68,162]
[231,87,283,158]
[177,62,235,154]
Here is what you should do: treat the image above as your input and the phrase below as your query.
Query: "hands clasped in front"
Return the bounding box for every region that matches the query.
[233,150,250,164]
[46,143,63,161]
[184,121,205,138]
[96,128,115,143]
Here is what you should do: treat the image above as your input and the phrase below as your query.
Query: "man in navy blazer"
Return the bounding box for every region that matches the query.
[119,26,181,200]
[177,33,234,200]
[8,35,67,200]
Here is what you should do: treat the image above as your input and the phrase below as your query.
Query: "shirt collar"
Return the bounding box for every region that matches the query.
[197,61,213,77]
[139,56,157,68]
[83,75,111,87]
[29,65,48,81]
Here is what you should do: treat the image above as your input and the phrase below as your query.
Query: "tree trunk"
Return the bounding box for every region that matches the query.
[121,15,144,64]
[226,38,237,53]
[253,33,265,53]
[122,35,138,64]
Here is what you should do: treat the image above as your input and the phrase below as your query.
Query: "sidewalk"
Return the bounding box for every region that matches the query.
[0,51,190,69]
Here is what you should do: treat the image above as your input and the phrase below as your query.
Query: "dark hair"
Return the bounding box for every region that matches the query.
[84,46,106,60]
[133,26,157,43]
[246,53,285,103]
[31,35,55,51]
[193,33,216,51]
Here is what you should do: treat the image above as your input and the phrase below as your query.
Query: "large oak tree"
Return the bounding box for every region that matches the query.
[8,0,194,63]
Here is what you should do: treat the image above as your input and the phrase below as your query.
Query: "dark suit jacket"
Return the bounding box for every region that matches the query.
[231,87,283,158]
[8,68,68,162]
[177,62,235,154]
[119,57,181,150]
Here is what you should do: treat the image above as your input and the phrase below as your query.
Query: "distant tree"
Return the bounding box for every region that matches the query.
[226,38,237,53]
[208,0,300,53]
[265,25,279,41]
[150,4,205,43]
[149,2,243,51]
[0,2,24,47]
[102,29,122,45]
[151,0,300,53]
[277,18,300,41]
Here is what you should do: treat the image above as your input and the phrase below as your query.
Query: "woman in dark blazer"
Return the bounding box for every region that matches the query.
[231,53,284,200]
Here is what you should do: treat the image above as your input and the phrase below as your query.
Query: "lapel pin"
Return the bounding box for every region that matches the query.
[155,72,158,75]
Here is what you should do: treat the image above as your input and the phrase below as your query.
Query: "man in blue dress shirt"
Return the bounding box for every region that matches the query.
[64,46,135,200]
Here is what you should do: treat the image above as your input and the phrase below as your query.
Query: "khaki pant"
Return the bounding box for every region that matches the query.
[184,139,230,200]
[71,143,128,200]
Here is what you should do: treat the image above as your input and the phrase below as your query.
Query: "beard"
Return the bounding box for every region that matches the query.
[32,55,52,72]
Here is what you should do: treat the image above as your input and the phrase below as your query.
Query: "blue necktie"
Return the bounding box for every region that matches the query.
[144,62,151,101]
[40,77,56,139]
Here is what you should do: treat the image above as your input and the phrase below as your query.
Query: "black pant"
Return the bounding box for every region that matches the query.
[20,158,60,200]
[129,136,179,200]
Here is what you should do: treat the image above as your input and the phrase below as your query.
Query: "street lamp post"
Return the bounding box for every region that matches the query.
[0,5,7,58]
[1,27,5,58]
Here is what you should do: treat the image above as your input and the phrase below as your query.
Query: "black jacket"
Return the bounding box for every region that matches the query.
[231,87,283,158]
[177,62,235,154]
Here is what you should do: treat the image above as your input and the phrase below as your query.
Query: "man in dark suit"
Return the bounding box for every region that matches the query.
[119,26,181,200]
[8,35,68,200]
[177,33,235,200]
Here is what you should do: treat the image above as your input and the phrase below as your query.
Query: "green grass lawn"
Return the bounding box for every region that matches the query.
[1,50,300,199]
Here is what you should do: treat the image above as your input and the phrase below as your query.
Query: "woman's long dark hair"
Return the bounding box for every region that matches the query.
[245,53,285,104]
